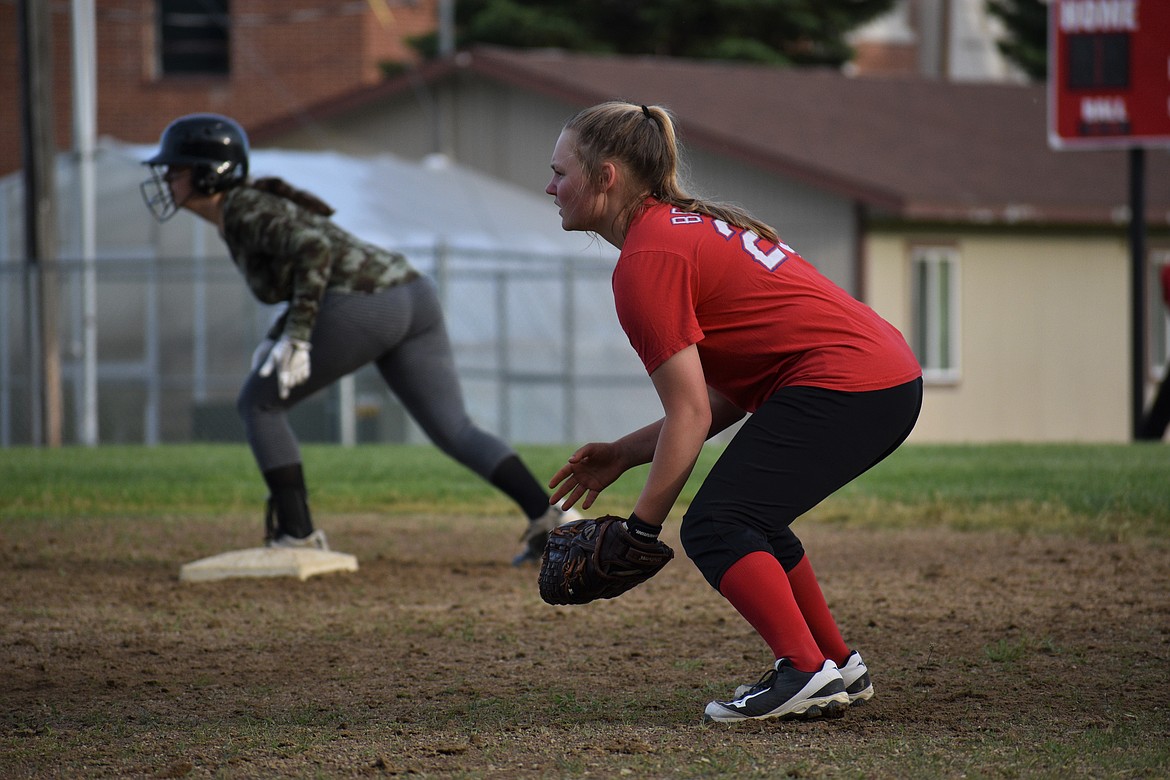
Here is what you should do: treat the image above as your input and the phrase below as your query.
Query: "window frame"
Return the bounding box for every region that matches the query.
[910,243,961,385]
[156,0,231,78]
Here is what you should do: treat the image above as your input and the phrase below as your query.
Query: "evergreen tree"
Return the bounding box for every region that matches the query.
[987,0,1048,81]
[412,0,896,67]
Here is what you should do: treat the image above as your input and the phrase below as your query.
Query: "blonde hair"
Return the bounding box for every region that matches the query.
[563,101,778,243]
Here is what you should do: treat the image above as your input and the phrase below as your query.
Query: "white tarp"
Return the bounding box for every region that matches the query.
[140,142,612,258]
[254,148,607,256]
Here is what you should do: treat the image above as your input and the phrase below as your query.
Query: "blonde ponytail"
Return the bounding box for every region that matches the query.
[564,101,778,243]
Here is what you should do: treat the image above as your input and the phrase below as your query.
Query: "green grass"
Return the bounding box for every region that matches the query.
[827,442,1170,541]
[2,442,1167,541]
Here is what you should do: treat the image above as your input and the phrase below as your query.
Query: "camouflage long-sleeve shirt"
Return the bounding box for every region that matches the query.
[221,186,419,342]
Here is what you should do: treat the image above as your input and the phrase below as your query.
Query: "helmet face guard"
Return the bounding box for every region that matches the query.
[140,165,180,222]
[141,113,249,222]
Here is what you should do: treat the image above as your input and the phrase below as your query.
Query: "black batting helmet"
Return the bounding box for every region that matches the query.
[146,113,249,193]
[141,114,249,221]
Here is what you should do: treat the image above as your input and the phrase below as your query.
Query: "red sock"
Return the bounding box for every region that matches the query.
[786,554,850,666]
[717,551,824,672]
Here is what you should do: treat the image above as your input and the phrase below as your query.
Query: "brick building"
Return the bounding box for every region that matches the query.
[0,0,439,176]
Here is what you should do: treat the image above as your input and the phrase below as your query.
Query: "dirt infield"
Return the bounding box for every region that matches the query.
[3,512,1169,778]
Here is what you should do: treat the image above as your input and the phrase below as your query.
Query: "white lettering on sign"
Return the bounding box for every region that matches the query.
[1081,96,1129,122]
[1060,0,1139,32]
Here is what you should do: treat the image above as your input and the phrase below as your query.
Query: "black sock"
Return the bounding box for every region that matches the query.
[262,463,314,538]
[488,455,552,520]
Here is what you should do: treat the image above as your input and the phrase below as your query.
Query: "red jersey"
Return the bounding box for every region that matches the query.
[613,201,922,413]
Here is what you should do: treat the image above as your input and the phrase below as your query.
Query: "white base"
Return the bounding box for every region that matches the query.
[179,546,359,582]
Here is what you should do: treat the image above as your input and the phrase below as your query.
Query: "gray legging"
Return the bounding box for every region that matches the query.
[237,276,514,477]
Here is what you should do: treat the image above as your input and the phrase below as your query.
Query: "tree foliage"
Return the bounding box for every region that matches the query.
[987,0,1048,81]
[412,0,897,67]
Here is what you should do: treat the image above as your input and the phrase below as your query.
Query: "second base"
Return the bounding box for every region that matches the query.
[179,546,359,582]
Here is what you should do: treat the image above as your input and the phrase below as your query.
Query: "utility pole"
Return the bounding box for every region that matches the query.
[73,0,99,446]
[18,0,63,446]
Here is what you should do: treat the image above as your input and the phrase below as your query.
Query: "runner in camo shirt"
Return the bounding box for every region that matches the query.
[142,113,575,560]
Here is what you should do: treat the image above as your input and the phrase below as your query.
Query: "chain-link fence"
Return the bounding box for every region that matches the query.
[1,245,663,447]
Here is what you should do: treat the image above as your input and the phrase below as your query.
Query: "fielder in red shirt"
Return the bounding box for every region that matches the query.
[545,101,922,723]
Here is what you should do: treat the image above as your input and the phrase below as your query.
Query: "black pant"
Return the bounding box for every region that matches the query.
[680,378,922,590]
[238,278,514,477]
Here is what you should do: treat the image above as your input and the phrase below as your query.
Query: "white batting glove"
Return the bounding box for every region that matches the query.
[258,336,312,399]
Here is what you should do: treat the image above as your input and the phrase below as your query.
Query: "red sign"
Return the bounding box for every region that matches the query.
[1049,0,1170,149]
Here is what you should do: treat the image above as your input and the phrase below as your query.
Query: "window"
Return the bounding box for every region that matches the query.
[1150,250,1170,379]
[158,0,230,76]
[911,245,960,382]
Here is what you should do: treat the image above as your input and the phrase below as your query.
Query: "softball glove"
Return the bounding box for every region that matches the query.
[538,515,674,605]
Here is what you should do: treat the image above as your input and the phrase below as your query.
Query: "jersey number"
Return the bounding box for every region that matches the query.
[712,219,795,271]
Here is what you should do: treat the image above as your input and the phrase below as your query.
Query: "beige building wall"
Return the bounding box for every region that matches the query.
[867,230,1132,442]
